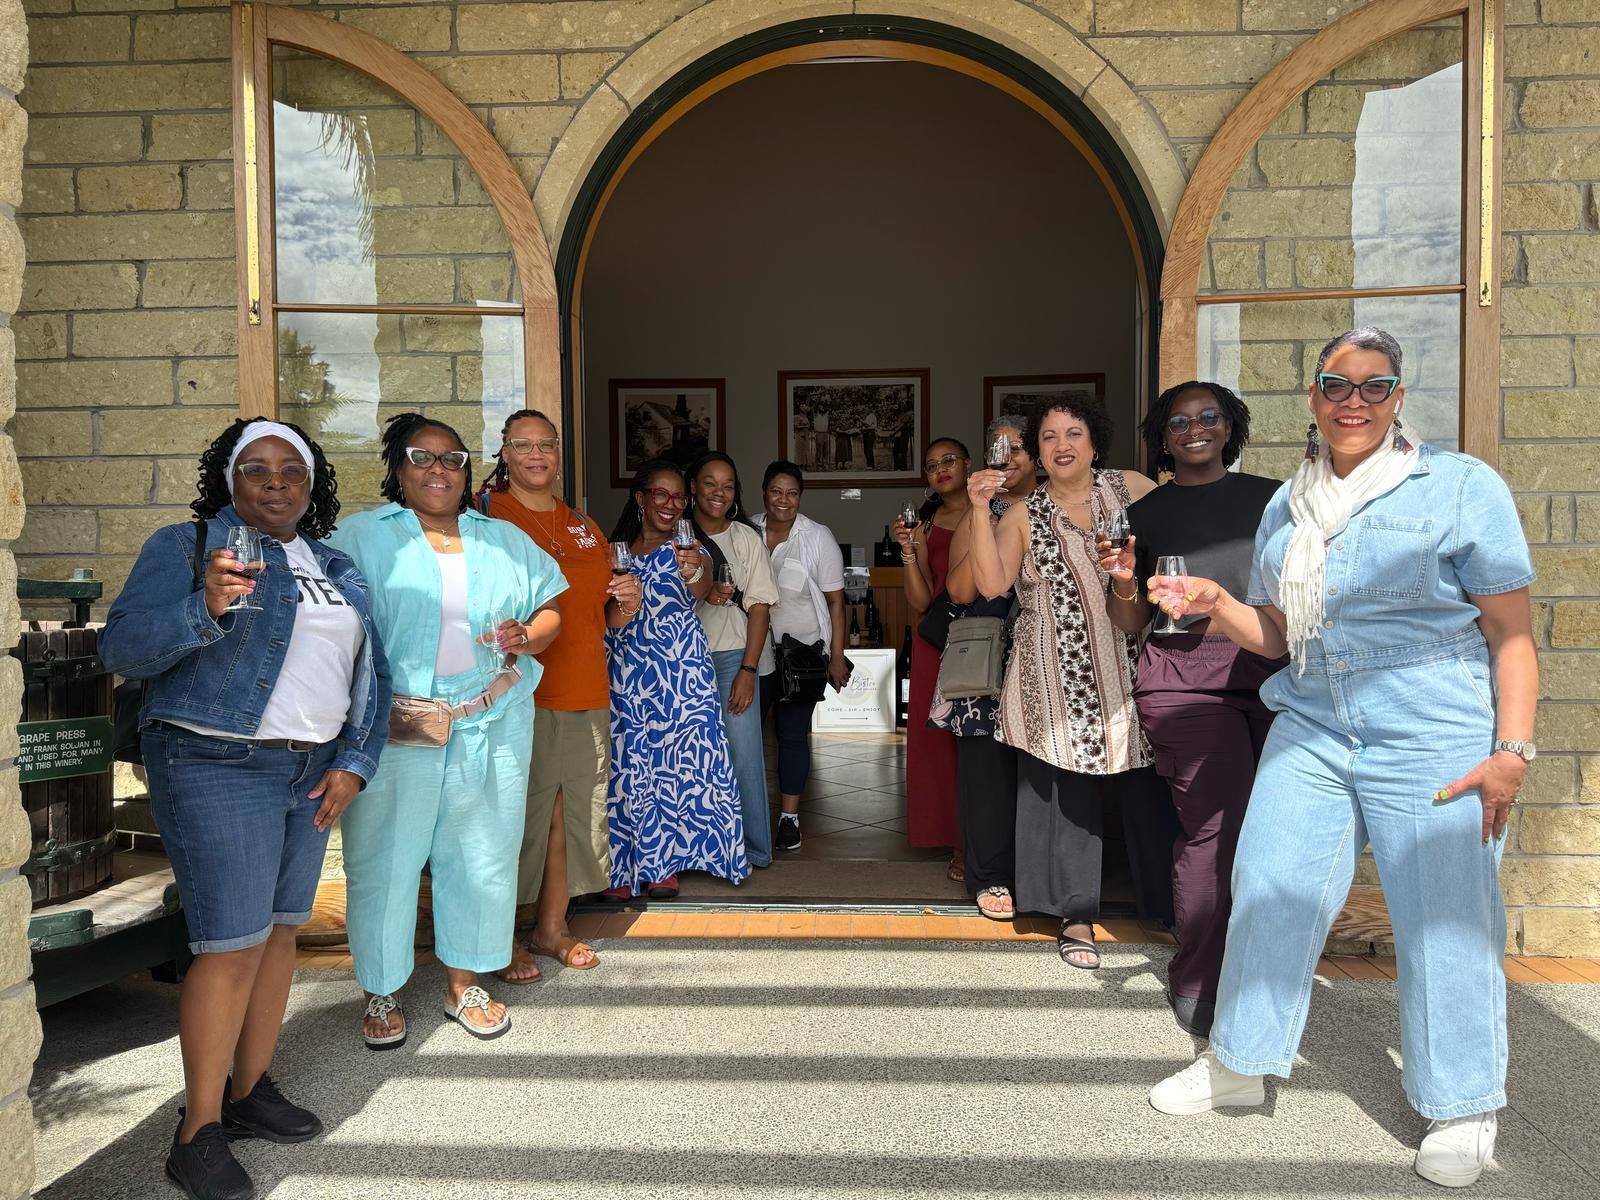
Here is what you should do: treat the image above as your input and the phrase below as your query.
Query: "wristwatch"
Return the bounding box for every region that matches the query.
[1493,739,1537,762]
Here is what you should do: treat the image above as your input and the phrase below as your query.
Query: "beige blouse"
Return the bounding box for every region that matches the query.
[995,470,1152,776]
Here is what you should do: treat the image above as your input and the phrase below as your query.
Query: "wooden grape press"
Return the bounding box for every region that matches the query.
[13,572,190,1006]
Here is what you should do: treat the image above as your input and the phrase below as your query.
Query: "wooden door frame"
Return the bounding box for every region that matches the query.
[230,2,561,425]
[1158,0,1500,464]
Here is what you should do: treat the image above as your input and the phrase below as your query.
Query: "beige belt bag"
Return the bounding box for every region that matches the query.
[387,663,523,748]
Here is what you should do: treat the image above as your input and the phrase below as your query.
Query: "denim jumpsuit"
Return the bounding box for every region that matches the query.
[1210,446,1534,1120]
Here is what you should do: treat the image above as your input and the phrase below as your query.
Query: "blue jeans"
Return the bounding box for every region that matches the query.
[143,724,335,955]
[1210,645,1507,1119]
[711,649,771,867]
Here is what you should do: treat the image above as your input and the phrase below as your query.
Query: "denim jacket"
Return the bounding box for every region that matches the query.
[101,505,393,783]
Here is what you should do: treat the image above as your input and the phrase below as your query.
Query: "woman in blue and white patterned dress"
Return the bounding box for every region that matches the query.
[602,460,750,899]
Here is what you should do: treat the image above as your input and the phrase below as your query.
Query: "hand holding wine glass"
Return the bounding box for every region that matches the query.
[203,545,257,619]
[986,433,1013,472]
[711,562,736,606]
[965,470,1007,507]
[892,503,919,550]
[219,526,264,615]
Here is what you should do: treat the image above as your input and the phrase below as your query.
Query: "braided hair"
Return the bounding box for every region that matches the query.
[1141,380,1251,473]
[479,407,557,499]
[192,417,339,538]
[609,459,685,545]
[379,412,472,513]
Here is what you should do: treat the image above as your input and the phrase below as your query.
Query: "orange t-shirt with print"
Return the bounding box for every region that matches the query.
[488,491,611,712]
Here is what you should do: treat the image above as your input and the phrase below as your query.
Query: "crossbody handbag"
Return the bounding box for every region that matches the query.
[388,660,524,748]
[772,634,829,704]
[112,518,210,764]
[935,593,1013,700]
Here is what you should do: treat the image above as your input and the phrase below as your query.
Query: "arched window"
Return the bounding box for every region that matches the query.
[1160,0,1500,476]
[231,2,559,491]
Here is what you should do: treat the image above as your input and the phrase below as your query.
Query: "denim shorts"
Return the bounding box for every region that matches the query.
[143,724,336,955]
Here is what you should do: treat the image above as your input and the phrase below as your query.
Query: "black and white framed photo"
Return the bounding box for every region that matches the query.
[608,379,725,487]
[983,373,1106,430]
[778,368,930,488]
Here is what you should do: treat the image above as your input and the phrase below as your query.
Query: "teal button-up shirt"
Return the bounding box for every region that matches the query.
[328,503,568,706]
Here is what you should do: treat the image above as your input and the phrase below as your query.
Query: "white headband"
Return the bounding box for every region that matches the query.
[226,422,316,495]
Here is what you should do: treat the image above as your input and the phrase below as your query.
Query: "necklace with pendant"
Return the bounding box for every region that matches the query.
[418,518,460,550]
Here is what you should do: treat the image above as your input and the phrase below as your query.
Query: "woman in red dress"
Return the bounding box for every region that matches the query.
[893,437,971,878]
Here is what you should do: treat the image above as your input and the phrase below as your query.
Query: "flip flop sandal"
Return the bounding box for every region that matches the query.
[362,994,406,1051]
[975,886,1015,922]
[495,944,544,986]
[1057,924,1101,971]
[444,985,511,1040]
[947,855,966,884]
[645,875,680,899]
[529,934,600,970]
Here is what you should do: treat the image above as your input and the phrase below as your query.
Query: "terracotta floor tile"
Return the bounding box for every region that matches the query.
[921,915,967,940]
[567,913,606,940]
[1520,956,1588,983]
[669,913,711,937]
[700,913,747,938]
[847,914,895,939]
[1008,916,1056,942]
[740,913,783,937]
[955,916,1001,941]
[880,915,930,939]
[1316,957,1352,980]
[813,913,855,938]
[1503,958,1547,984]
[623,912,679,938]
[1325,954,1390,980]
[773,913,817,938]
[1559,958,1600,983]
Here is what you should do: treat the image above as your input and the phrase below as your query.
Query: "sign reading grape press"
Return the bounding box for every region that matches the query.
[16,717,115,784]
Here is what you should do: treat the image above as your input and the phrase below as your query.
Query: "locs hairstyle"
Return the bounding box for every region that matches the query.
[193,416,339,539]
[380,412,473,513]
[687,450,758,532]
[609,459,687,545]
[916,436,971,523]
[481,407,557,497]
[1021,392,1115,470]
[1141,380,1251,473]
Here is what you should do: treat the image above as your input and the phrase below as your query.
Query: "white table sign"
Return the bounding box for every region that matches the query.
[812,648,897,733]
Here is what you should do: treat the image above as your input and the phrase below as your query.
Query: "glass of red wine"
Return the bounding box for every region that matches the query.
[224,526,263,612]
[609,541,633,575]
[986,433,1013,471]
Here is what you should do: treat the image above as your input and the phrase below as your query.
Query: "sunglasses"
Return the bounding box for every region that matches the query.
[405,446,470,471]
[1316,373,1399,404]
[235,461,310,485]
[641,487,689,509]
[1165,409,1222,436]
[923,452,965,474]
[504,437,559,456]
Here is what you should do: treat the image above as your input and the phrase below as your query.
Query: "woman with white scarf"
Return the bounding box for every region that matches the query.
[1145,328,1537,1190]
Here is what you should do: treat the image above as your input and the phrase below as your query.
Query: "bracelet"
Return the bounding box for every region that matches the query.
[617,603,640,618]
[684,564,704,585]
[900,549,917,563]
[738,664,758,675]
[1109,577,1138,602]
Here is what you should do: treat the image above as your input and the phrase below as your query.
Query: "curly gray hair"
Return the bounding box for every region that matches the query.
[984,414,1024,443]
[1313,326,1403,380]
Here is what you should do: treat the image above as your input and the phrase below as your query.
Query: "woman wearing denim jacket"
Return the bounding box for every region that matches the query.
[102,418,391,1200]
[1147,329,1538,1190]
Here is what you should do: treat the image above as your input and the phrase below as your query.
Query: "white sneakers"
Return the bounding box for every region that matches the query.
[1150,1053,1498,1188]
[1414,1113,1498,1188]
[1148,1051,1266,1115]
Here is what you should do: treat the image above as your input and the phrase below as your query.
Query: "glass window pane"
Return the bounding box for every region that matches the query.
[277,311,525,507]
[271,47,521,308]
[1201,19,1462,294]
[1197,293,1460,479]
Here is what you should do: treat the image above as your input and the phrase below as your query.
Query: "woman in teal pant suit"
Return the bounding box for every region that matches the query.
[1145,328,1538,1189]
[330,413,565,1048]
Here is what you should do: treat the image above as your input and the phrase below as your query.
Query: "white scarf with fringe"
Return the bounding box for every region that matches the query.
[1281,438,1417,671]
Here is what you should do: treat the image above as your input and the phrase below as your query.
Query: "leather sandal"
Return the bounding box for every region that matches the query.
[443,984,510,1040]
[362,994,406,1051]
[1057,921,1101,970]
[528,933,600,970]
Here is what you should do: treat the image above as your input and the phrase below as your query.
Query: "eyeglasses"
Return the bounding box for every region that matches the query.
[235,462,310,485]
[1165,409,1222,435]
[641,487,689,509]
[923,452,964,474]
[504,437,559,456]
[405,446,470,471]
[1316,373,1399,404]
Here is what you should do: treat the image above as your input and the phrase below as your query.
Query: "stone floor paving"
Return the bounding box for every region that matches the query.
[31,940,1600,1199]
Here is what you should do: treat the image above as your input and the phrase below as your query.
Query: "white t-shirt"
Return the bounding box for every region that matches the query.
[256,538,365,742]
[433,551,479,678]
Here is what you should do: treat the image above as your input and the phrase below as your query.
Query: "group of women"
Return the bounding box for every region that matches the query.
[891,326,1536,1189]
[101,324,1536,1198]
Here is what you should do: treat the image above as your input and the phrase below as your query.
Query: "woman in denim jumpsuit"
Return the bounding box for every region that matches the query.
[1147,329,1538,1190]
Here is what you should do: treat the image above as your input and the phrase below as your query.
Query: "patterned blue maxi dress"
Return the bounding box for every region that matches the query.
[606,543,750,893]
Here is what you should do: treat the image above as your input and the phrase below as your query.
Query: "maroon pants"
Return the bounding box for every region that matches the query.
[1135,633,1281,1003]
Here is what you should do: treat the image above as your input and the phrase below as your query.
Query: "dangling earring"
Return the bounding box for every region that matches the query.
[1304,421,1320,461]
[1392,414,1411,453]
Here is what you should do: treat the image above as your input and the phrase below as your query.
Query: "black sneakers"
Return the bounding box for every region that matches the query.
[165,1121,254,1200]
[775,815,802,851]
[221,1073,324,1144]
[1168,991,1216,1039]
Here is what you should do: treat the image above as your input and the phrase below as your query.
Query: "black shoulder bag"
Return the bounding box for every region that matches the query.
[111,518,211,765]
[692,524,747,613]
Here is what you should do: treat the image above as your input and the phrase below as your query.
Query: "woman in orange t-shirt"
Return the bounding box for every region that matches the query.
[477,409,642,981]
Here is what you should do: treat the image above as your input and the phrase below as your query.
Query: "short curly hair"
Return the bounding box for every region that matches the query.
[380,412,472,513]
[192,417,339,538]
[1021,391,1116,468]
[1141,380,1252,473]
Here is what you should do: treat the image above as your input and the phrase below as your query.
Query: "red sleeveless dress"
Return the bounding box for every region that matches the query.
[905,522,960,848]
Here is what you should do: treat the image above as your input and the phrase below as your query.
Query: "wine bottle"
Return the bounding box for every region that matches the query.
[848,609,862,648]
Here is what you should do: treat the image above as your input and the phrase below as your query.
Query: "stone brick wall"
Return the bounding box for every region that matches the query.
[1,4,43,1198]
[7,0,1600,956]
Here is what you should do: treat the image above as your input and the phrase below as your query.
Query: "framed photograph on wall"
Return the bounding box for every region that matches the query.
[983,373,1106,430]
[778,368,931,488]
[608,379,726,487]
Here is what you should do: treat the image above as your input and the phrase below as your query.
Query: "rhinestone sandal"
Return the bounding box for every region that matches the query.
[362,993,406,1051]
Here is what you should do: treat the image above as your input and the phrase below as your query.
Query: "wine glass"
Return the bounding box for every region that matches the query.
[609,541,634,576]
[477,607,511,685]
[986,433,1013,471]
[224,526,263,612]
[713,562,735,603]
[1152,554,1188,636]
[673,518,695,548]
[1097,510,1131,552]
